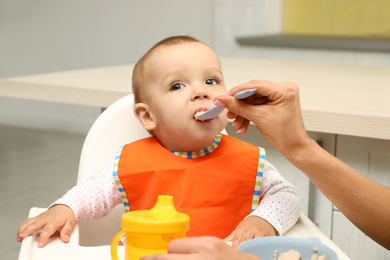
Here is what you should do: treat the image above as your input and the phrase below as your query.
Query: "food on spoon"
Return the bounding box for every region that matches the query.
[194,111,206,121]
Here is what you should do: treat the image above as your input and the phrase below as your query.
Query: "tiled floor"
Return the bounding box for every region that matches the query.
[0,125,86,260]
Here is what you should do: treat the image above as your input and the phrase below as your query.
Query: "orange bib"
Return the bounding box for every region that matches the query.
[115,134,261,238]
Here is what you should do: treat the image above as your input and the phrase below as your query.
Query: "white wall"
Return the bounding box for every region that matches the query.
[214,0,283,57]
[0,0,214,133]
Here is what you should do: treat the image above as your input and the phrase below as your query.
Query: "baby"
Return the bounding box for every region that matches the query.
[17,36,300,248]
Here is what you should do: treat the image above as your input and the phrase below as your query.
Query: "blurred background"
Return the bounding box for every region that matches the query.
[1,1,389,259]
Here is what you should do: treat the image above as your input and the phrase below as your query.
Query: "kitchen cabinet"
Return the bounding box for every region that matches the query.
[227,124,390,260]
[333,135,390,259]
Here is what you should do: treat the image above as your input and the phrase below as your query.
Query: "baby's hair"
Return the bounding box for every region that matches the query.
[132,35,202,104]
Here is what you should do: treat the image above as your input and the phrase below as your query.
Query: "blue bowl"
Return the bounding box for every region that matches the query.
[237,237,338,260]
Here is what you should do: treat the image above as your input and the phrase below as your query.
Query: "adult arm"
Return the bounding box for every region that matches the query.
[215,80,390,250]
[289,133,390,250]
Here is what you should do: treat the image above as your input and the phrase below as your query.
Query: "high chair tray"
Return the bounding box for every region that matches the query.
[18,208,124,260]
[18,207,350,260]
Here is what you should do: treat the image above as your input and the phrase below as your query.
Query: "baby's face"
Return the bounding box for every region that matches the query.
[143,42,228,151]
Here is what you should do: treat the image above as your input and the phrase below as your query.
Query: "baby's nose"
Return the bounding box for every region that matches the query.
[192,87,209,100]
[194,93,209,100]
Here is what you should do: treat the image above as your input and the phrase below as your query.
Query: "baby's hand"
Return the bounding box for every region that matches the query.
[224,216,277,248]
[17,204,76,248]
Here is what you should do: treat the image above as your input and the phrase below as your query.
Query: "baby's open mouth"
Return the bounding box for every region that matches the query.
[194,111,206,121]
[193,108,209,121]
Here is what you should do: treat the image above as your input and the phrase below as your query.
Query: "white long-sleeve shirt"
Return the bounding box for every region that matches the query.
[53,160,300,235]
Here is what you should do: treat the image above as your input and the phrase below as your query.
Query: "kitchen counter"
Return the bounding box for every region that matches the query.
[1,57,389,140]
[236,34,390,52]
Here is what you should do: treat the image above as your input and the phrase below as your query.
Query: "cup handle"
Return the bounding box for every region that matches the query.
[111,230,125,260]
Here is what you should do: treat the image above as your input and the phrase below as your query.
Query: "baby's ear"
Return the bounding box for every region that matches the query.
[134,103,156,131]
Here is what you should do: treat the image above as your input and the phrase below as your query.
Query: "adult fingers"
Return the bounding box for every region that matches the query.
[140,254,198,260]
[216,80,298,119]
[167,237,205,254]
[226,80,290,103]
[231,116,245,131]
[215,95,259,125]
[167,236,226,254]
[238,119,250,135]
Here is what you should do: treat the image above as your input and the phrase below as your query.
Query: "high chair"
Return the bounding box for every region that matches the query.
[18,94,149,259]
[18,94,350,260]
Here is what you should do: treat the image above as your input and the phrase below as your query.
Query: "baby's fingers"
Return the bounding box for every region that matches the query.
[37,218,75,247]
[232,231,254,248]
[223,232,233,242]
[17,217,46,242]
[60,219,76,243]
[37,224,59,248]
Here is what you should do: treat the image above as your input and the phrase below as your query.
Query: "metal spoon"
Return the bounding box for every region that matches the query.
[195,88,257,121]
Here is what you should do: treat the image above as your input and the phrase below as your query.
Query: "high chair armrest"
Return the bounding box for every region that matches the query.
[18,207,119,260]
[18,207,80,260]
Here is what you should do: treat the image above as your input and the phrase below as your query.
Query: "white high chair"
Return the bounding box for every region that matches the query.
[18,94,350,260]
[76,93,150,246]
[18,94,151,259]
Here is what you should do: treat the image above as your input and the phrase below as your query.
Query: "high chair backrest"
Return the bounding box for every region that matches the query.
[77,94,151,246]
[78,94,150,185]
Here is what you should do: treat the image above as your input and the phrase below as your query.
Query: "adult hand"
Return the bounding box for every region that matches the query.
[215,80,310,158]
[139,236,261,260]
[216,82,390,250]
[17,204,76,248]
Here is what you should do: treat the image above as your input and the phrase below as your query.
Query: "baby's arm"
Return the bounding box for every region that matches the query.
[53,166,122,222]
[250,161,301,234]
[226,161,300,247]
[17,166,121,247]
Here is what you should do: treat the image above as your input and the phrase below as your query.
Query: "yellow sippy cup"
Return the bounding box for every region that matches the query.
[111,195,189,260]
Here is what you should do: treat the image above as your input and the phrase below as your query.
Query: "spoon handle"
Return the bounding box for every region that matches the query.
[196,88,257,120]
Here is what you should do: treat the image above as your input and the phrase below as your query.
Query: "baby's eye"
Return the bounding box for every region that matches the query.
[170,83,185,91]
[205,79,218,85]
